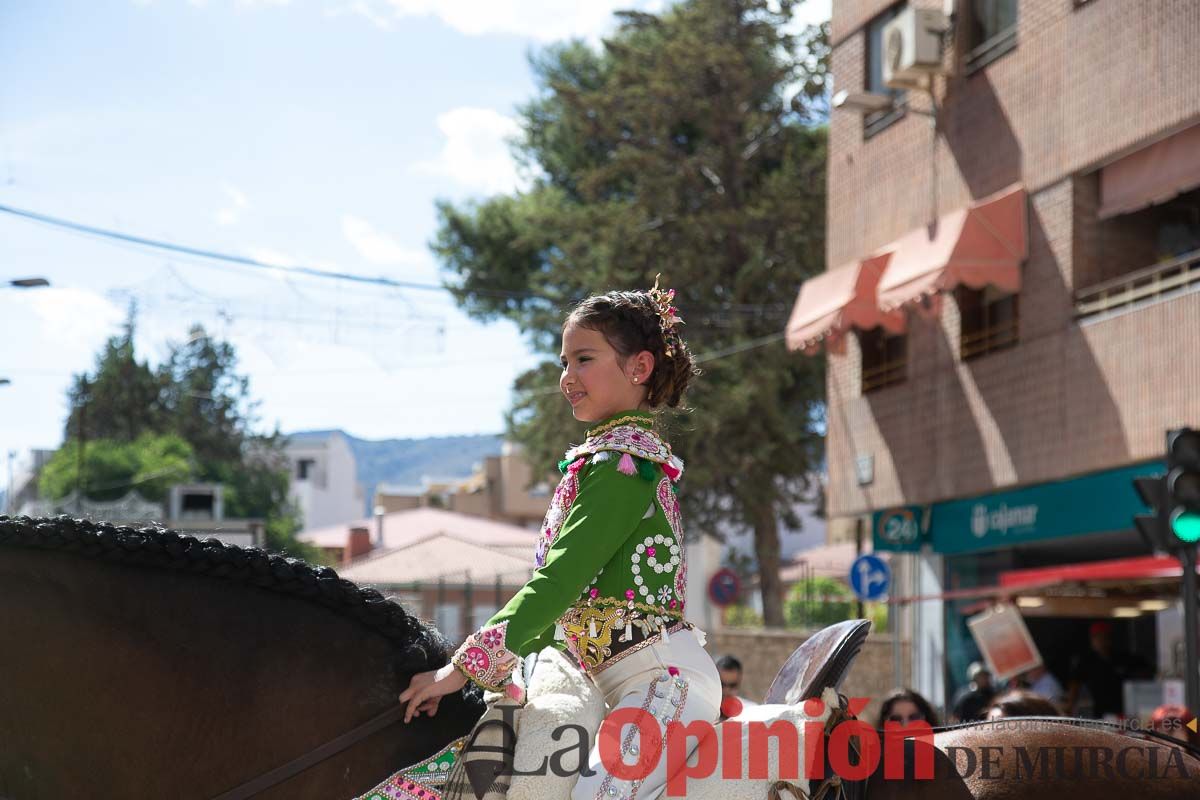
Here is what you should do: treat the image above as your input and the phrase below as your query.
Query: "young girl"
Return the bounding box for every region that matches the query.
[399,280,722,800]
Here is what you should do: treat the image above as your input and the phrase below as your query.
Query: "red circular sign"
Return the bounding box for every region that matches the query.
[708,567,741,607]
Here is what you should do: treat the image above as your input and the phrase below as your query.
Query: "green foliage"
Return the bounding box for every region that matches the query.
[39,434,195,503]
[432,0,830,625]
[64,305,166,444]
[724,603,764,628]
[866,601,889,633]
[56,316,313,559]
[783,576,854,630]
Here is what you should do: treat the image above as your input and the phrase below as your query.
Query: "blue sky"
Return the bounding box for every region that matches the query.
[0,0,831,470]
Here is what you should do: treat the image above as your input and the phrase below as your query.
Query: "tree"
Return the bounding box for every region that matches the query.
[63,304,165,444]
[432,0,829,625]
[55,317,314,559]
[784,576,853,630]
[158,325,254,470]
[39,434,195,504]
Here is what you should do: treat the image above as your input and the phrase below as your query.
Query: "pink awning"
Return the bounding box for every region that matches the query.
[877,184,1027,313]
[1099,124,1200,219]
[785,253,905,354]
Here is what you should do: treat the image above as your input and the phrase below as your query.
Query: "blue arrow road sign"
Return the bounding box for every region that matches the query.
[849,554,890,602]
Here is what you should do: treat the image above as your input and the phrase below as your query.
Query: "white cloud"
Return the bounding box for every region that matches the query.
[341,214,427,266]
[341,0,666,42]
[215,182,249,226]
[336,0,396,29]
[27,287,125,349]
[413,107,522,194]
[245,246,296,267]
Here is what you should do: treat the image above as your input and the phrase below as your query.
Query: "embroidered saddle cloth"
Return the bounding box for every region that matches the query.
[355,647,606,800]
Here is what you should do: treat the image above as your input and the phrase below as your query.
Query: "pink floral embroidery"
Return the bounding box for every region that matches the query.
[658,478,687,608]
[534,467,580,567]
[565,424,674,465]
[452,621,517,691]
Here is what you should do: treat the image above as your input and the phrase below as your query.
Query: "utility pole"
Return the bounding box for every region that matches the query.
[76,377,89,512]
[1182,547,1199,715]
[854,516,865,620]
[6,450,15,515]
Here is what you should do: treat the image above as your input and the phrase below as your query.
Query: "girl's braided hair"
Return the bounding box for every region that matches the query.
[565,283,697,409]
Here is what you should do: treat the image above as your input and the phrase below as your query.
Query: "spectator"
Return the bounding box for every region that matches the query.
[1021,665,1066,710]
[715,654,758,719]
[986,689,1061,719]
[1066,621,1148,718]
[951,662,995,722]
[877,688,940,730]
[1149,704,1199,749]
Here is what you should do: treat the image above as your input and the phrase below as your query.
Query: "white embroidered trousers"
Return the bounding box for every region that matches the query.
[571,628,721,800]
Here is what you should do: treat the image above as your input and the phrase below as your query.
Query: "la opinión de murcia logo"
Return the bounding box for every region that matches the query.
[463,697,1193,798]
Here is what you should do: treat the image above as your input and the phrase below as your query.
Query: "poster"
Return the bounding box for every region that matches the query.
[966,602,1043,682]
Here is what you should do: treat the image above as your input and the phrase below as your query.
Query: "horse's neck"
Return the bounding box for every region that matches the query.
[0,545,467,799]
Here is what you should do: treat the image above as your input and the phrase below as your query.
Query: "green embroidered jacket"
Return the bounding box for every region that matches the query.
[451,410,688,692]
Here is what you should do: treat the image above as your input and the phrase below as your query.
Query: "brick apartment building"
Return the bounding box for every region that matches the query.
[788,0,1200,713]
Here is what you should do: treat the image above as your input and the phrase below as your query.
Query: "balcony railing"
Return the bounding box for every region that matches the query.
[1076,248,1200,319]
[961,317,1019,360]
[862,357,906,393]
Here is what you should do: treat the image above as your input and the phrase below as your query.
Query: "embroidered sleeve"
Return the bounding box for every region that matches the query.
[451,620,519,691]
[471,456,655,669]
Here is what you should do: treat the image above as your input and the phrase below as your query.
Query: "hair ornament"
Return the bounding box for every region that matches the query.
[647,274,684,358]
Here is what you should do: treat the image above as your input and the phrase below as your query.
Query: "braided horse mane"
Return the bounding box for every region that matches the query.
[0,513,487,798]
[0,514,452,675]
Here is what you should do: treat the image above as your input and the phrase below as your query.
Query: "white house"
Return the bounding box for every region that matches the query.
[285,431,365,530]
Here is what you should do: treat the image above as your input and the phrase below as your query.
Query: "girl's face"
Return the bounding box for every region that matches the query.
[559,323,653,423]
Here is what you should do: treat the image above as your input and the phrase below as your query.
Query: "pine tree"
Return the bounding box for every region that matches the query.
[432,0,830,625]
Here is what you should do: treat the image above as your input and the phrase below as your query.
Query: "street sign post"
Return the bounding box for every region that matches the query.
[849,554,890,602]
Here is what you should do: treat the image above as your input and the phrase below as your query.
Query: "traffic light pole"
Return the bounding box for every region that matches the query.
[1183,546,1199,715]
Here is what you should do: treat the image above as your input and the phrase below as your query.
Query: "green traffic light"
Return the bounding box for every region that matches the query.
[1172,510,1200,544]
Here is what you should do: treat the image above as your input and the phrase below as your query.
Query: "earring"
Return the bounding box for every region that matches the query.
[633,377,640,384]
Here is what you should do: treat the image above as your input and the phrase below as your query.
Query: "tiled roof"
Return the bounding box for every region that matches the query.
[339,532,534,584]
[298,506,537,550]
[779,540,877,582]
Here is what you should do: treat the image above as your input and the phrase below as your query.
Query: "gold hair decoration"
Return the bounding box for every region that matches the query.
[647,274,684,358]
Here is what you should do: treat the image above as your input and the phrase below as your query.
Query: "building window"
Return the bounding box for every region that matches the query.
[394,591,424,618]
[865,4,906,137]
[296,458,316,480]
[859,328,907,393]
[966,0,1018,70]
[959,286,1019,360]
[471,604,499,631]
[435,603,461,642]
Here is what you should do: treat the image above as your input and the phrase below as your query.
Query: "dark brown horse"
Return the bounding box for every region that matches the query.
[4,518,1198,799]
[0,516,483,799]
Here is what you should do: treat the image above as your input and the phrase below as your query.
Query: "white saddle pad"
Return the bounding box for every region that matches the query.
[507,648,834,800]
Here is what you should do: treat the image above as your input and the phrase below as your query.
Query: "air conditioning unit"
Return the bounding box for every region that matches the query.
[882,7,949,90]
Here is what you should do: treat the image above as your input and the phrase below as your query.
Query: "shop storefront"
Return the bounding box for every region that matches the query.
[875,460,1192,719]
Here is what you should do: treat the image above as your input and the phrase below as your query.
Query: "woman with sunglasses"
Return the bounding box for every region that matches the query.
[876,688,941,729]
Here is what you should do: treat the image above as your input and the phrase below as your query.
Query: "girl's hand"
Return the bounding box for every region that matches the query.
[398,663,468,723]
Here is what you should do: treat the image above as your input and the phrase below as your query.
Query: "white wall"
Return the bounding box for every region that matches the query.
[287,433,365,529]
[913,551,946,712]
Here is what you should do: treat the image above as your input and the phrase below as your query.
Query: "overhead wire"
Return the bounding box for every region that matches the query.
[0,201,793,316]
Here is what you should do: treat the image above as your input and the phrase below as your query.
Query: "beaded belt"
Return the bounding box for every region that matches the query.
[586,620,690,675]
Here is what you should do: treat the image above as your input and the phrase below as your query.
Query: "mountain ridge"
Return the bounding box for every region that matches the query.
[287,429,505,497]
